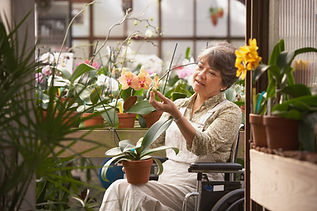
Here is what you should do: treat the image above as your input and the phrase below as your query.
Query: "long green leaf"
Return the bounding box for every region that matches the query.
[70,63,96,83]
[127,100,155,115]
[140,146,179,158]
[141,116,173,150]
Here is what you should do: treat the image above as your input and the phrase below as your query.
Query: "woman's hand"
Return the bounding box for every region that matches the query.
[149,91,182,119]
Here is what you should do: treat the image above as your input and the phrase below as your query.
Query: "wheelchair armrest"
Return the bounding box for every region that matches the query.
[188,162,243,173]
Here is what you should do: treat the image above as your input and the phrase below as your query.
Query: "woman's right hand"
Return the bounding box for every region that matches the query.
[149,91,182,119]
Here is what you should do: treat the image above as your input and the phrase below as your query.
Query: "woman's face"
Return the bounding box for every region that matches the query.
[192,58,226,99]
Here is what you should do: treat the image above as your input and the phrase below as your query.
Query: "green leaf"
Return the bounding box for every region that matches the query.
[281,84,312,98]
[127,100,155,115]
[185,47,191,60]
[141,117,173,151]
[121,88,133,102]
[100,156,125,181]
[90,87,102,104]
[253,64,270,82]
[58,69,72,80]
[277,51,294,71]
[101,108,118,127]
[70,63,96,83]
[268,39,284,65]
[105,147,124,157]
[141,146,179,158]
[152,158,163,175]
[299,112,317,151]
[171,92,187,101]
[272,109,302,120]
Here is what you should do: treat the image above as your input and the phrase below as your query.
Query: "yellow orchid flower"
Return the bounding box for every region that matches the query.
[235,38,262,80]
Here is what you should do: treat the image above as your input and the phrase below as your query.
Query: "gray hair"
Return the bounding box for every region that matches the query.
[197,42,238,90]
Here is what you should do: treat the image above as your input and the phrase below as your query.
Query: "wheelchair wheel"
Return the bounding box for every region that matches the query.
[211,188,244,211]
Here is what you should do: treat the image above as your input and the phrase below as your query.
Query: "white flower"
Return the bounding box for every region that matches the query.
[144,29,154,38]
[47,75,70,87]
[96,74,119,92]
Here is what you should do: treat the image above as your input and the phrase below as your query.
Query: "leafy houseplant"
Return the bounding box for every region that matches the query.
[0,11,106,210]
[236,38,317,150]
[101,116,179,184]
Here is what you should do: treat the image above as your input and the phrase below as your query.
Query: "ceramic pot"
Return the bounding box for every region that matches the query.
[263,115,300,150]
[82,113,104,127]
[122,159,153,184]
[142,110,163,128]
[249,114,267,147]
[118,113,136,128]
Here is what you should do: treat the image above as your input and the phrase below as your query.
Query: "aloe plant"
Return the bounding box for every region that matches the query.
[101,116,179,181]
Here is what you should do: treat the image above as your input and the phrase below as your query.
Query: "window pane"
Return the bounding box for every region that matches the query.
[230,0,245,36]
[161,0,193,36]
[162,41,194,66]
[197,0,228,37]
[127,0,159,37]
[93,0,125,37]
[72,3,90,37]
[279,0,317,87]
[72,40,91,65]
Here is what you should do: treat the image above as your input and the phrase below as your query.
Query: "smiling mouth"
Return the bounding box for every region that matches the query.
[195,79,205,86]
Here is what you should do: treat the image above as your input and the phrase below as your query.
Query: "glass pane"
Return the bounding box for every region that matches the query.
[161,0,193,36]
[127,0,159,38]
[72,3,90,37]
[72,40,91,66]
[93,0,125,37]
[196,40,227,55]
[230,0,245,36]
[230,40,246,49]
[279,0,317,87]
[37,1,70,47]
[197,0,228,37]
[162,41,194,66]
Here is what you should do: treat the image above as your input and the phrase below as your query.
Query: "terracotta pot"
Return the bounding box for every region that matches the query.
[122,159,153,184]
[142,110,163,128]
[82,113,104,127]
[263,115,300,150]
[41,109,79,126]
[118,113,136,128]
[249,114,267,147]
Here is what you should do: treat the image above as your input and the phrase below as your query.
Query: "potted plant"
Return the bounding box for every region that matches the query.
[236,38,317,150]
[116,67,161,128]
[235,38,267,147]
[100,116,179,184]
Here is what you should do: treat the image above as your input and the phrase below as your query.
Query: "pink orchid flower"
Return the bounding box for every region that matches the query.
[35,73,44,84]
[135,68,152,90]
[118,69,138,90]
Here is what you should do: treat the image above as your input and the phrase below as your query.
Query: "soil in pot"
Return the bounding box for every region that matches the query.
[122,159,153,184]
[249,114,267,147]
[263,115,300,150]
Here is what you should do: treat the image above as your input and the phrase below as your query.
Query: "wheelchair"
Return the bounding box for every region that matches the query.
[181,124,245,211]
[151,124,244,211]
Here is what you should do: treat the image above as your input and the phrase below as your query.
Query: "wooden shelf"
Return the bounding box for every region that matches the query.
[250,149,317,211]
[59,129,148,157]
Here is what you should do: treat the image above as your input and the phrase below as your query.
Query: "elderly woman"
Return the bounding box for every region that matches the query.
[100,42,241,211]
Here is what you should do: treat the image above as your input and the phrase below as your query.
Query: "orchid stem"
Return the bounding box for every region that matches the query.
[162,43,178,95]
